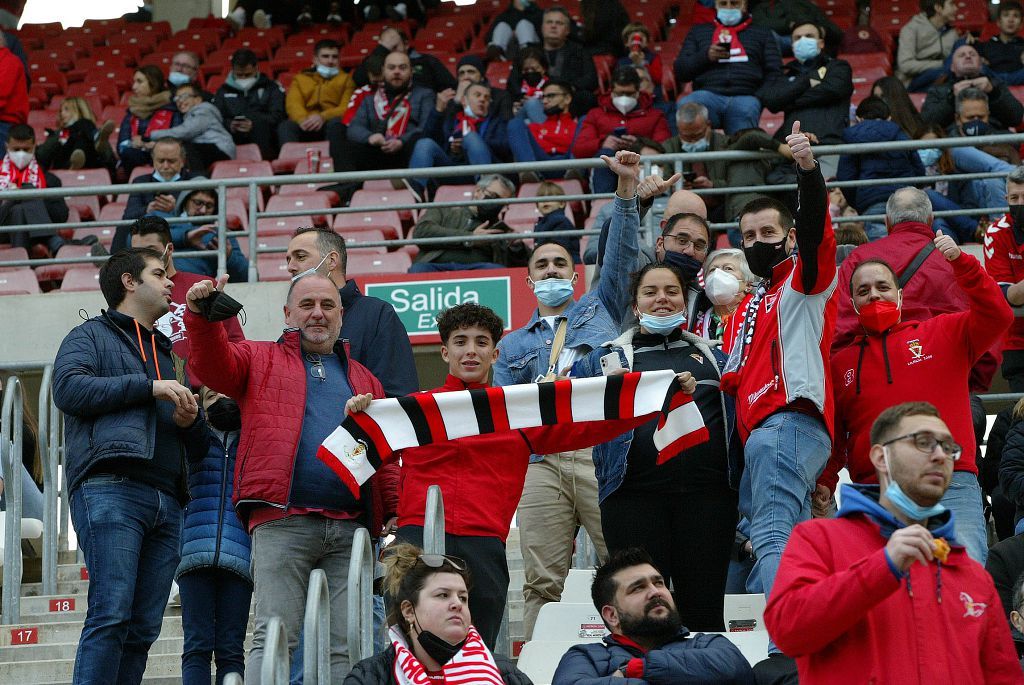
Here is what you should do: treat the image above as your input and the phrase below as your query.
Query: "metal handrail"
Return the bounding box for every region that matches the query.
[303,568,331,685]
[1,375,24,625]
[262,616,290,685]
[347,526,373,671]
[38,364,59,596]
[423,485,445,555]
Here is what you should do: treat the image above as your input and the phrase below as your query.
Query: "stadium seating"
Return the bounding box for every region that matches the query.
[0,268,41,295]
[59,266,101,292]
[346,252,413,277]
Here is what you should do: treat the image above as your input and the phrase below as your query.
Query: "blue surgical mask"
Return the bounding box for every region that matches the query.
[463,103,478,119]
[153,170,181,183]
[316,64,340,79]
[167,70,190,86]
[883,448,947,522]
[917,148,941,167]
[717,8,743,26]
[531,277,575,307]
[638,311,686,335]
[792,36,820,62]
[680,137,709,153]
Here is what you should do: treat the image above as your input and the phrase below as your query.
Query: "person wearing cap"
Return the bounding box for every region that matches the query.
[214,49,286,161]
[452,54,513,120]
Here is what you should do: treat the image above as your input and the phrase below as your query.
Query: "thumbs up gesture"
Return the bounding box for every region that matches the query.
[785,121,816,171]
[185,273,229,313]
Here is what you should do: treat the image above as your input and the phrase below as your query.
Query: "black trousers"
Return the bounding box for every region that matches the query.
[1003,349,1024,393]
[600,486,738,632]
[184,142,231,178]
[393,525,508,649]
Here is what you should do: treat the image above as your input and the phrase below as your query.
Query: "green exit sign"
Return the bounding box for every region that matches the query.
[365,276,512,336]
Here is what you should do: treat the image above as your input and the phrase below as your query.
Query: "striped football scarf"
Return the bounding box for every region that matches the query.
[318,370,708,497]
[390,625,504,685]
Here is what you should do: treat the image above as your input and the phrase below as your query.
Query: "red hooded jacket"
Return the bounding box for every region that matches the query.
[984,212,1024,351]
[571,91,671,159]
[527,111,578,155]
[184,310,397,533]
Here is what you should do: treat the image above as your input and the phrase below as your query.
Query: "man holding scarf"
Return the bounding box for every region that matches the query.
[343,51,434,173]
[0,123,69,258]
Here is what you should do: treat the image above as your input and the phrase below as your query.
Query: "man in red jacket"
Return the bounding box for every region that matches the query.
[0,31,27,159]
[508,79,579,175]
[184,272,397,685]
[986,166,1024,392]
[765,402,1023,684]
[824,234,1012,563]
[572,66,670,194]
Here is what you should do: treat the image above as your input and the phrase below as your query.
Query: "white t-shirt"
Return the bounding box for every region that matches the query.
[541,315,584,376]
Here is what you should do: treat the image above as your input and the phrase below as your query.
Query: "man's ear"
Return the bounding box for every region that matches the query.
[283,304,292,325]
[1012,610,1024,633]
[440,344,450,364]
[869,444,888,480]
[600,604,619,632]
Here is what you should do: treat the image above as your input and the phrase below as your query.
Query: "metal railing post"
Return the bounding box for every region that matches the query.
[38,365,58,595]
[2,375,24,625]
[248,182,259,283]
[303,568,331,685]
[573,528,598,569]
[223,674,244,685]
[217,183,228,277]
[423,485,445,555]
[262,616,290,685]
[347,527,373,671]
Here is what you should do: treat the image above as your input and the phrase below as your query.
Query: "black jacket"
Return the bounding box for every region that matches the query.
[984,406,1015,496]
[761,54,852,144]
[1000,422,1024,522]
[354,45,458,93]
[985,533,1024,653]
[338,279,419,397]
[343,645,533,685]
[213,73,286,131]
[921,74,1024,130]
[674,19,782,97]
[545,41,599,114]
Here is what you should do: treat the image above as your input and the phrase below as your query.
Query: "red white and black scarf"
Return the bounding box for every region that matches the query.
[519,76,547,99]
[712,16,753,62]
[373,86,413,139]
[318,370,708,497]
[0,154,46,190]
[390,625,503,685]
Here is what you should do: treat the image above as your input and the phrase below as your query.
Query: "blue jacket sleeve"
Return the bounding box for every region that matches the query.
[117,112,133,152]
[347,98,374,143]
[551,645,646,685]
[52,325,153,418]
[594,194,640,327]
[642,635,755,684]
[368,307,419,397]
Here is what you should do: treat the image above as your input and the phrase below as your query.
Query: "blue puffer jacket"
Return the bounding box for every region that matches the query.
[552,628,754,684]
[176,429,252,583]
[53,310,209,495]
[836,119,926,213]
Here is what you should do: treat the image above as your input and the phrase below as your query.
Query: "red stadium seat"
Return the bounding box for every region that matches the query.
[52,168,112,220]
[257,215,314,237]
[345,229,388,254]
[334,210,402,240]
[234,144,263,162]
[292,156,334,175]
[71,224,117,248]
[266,194,333,227]
[486,61,512,88]
[28,66,68,96]
[433,184,476,204]
[257,254,293,281]
[60,267,102,292]
[236,26,286,50]
[345,252,412,277]
[210,160,274,179]
[0,268,41,295]
[65,80,121,108]
[273,141,330,174]
[98,202,128,223]
[35,244,93,282]
[0,247,28,271]
[351,188,418,222]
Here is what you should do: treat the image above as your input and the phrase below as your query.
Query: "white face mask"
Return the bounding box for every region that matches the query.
[612,95,637,115]
[8,150,32,169]
[234,76,257,90]
[704,268,741,306]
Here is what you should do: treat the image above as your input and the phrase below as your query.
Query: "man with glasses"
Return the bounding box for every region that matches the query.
[765,401,1021,682]
[170,189,248,282]
[822,234,1012,563]
[508,79,578,178]
[169,51,201,90]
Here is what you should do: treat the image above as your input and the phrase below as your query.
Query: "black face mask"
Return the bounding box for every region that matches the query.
[523,71,543,87]
[416,629,467,665]
[962,119,991,137]
[744,239,789,279]
[474,203,503,223]
[194,290,244,323]
[206,397,241,432]
[1011,205,1024,245]
[543,104,563,117]
[661,250,702,281]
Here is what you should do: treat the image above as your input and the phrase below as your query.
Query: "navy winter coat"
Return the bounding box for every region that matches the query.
[674,21,782,98]
[53,311,208,495]
[176,429,252,583]
[836,119,926,213]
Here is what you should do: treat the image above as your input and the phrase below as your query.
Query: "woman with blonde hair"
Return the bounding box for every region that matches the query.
[344,544,532,684]
[36,96,115,171]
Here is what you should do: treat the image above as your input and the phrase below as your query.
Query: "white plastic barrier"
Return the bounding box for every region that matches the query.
[531,602,607,642]
[559,568,595,604]
[516,640,581,685]
[723,593,767,632]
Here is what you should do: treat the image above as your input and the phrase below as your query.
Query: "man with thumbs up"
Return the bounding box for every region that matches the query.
[721,121,837,618]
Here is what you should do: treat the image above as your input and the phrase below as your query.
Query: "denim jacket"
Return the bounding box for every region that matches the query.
[571,326,743,502]
[494,195,640,462]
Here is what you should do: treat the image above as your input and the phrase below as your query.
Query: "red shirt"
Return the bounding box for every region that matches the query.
[527,112,578,155]
[0,48,26,125]
[984,213,1024,351]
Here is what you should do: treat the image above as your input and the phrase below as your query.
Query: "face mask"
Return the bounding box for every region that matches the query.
[792,36,820,62]
[316,64,340,79]
[206,397,242,432]
[717,8,743,26]
[612,95,637,115]
[705,269,741,306]
[416,629,467,665]
[8,150,32,169]
[680,137,709,153]
[883,448,947,522]
[530,277,575,307]
[543,104,563,117]
[234,76,257,90]
[661,250,702,280]
[168,70,191,86]
[474,203,503,223]
[856,298,901,335]
[463,103,478,119]
[916,148,941,167]
[638,311,686,335]
[523,72,543,87]
[743,239,789,279]
[1009,205,1024,245]
[153,171,181,183]
[961,120,990,137]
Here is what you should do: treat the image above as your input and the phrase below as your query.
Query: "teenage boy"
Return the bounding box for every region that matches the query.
[981,1,1024,86]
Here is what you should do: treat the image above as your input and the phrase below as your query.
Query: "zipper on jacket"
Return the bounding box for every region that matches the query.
[770,340,780,389]
[213,435,229,568]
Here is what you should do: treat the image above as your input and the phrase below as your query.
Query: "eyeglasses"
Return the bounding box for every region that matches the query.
[665,233,708,254]
[306,353,327,382]
[418,554,467,571]
[188,199,216,211]
[173,93,197,103]
[881,432,962,461]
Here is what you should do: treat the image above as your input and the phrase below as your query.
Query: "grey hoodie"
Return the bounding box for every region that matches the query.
[150,101,236,158]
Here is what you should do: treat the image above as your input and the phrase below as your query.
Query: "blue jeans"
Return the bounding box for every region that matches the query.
[907,66,945,92]
[592,147,619,194]
[741,411,831,599]
[516,97,546,124]
[507,118,571,177]
[179,568,252,685]
[71,476,182,685]
[679,90,762,135]
[950,145,1015,213]
[0,121,9,158]
[175,237,250,283]
[925,190,976,244]
[408,261,506,272]
[940,471,988,564]
[408,134,494,190]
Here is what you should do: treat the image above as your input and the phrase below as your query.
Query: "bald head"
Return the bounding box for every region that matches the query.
[663,189,708,224]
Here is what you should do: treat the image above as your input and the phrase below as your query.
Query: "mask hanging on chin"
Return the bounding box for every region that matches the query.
[882,448,947,521]
[743,239,789,279]
[413,613,467,665]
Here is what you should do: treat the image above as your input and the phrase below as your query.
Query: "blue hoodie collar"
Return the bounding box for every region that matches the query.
[838,483,958,544]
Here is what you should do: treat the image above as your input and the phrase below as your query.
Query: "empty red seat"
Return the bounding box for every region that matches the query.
[433,184,476,204]
[0,268,41,295]
[73,224,117,247]
[345,252,412,277]
[272,141,329,174]
[60,267,102,292]
[334,210,402,240]
[29,66,68,96]
[234,144,263,162]
[257,255,293,281]
[345,229,388,254]
[266,193,332,226]
[35,244,93,282]
[65,80,121,107]
[350,188,418,222]
[211,160,274,179]
[292,156,334,176]
[257,215,313,237]
[0,247,28,271]
[52,168,112,220]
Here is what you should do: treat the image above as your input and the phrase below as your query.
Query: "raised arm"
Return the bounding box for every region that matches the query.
[593,151,648,325]
[787,121,835,296]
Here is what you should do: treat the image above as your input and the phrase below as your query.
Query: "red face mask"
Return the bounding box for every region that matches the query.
[856,299,901,335]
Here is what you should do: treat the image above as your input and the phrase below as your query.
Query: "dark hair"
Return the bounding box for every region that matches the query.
[791,22,824,39]
[738,196,795,230]
[151,136,186,160]
[436,303,504,346]
[99,247,163,308]
[920,0,944,17]
[872,76,924,137]
[629,263,687,306]
[314,39,341,54]
[834,224,869,246]
[382,543,472,640]
[591,548,657,620]
[611,65,641,88]
[292,225,348,274]
[543,6,573,23]
[869,401,941,446]
[849,258,899,294]
[136,64,166,95]
[856,96,890,121]
[1000,1,1024,17]
[7,123,34,143]
[129,215,172,246]
[230,48,258,67]
[365,53,386,78]
[662,212,710,241]
[518,45,548,73]
[543,78,574,97]
[626,136,663,154]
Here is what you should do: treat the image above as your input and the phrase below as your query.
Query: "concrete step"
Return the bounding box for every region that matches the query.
[11,603,182,624]
[0,651,184,683]
[20,579,90,597]
[0,615,179,646]
[56,564,88,583]
[0,636,184,662]
[54,679,182,685]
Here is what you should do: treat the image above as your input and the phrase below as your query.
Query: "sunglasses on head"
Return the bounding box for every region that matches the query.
[419,554,467,571]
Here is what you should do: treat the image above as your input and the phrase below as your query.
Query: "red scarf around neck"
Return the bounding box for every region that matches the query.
[373,85,414,139]
[0,154,46,190]
[712,15,753,62]
[520,76,547,99]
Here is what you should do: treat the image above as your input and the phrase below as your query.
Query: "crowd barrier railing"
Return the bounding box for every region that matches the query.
[262,615,290,684]
[423,484,445,556]
[347,526,373,671]
[303,568,332,685]
[1,374,25,625]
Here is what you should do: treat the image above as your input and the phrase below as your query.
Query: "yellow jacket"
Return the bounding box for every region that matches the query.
[285,69,356,123]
